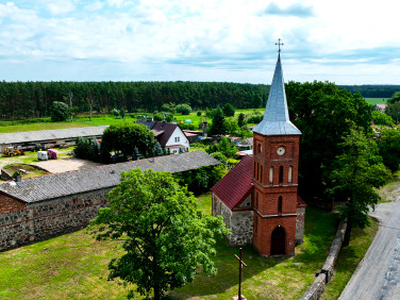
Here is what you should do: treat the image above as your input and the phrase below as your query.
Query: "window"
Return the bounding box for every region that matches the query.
[269,167,274,184]
[260,165,263,182]
[279,166,284,185]
[258,143,262,154]
[288,166,293,183]
[278,196,282,213]
[174,137,180,142]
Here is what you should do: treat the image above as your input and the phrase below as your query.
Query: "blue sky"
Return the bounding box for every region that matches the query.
[1,0,399,84]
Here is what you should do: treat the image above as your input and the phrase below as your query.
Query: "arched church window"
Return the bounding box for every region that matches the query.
[279,166,284,185]
[258,143,262,154]
[269,167,274,184]
[288,166,293,183]
[278,196,282,213]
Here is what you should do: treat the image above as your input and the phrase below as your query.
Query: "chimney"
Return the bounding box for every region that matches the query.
[15,171,22,182]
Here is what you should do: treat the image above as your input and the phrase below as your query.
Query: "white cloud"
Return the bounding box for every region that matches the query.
[1,0,400,83]
[46,1,77,15]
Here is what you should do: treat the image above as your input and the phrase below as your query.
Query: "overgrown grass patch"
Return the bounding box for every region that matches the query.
[322,219,379,299]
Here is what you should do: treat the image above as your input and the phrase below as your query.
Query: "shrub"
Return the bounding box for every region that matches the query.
[176,104,192,115]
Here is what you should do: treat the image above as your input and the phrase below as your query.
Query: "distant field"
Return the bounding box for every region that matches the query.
[365,98,388,105]
[0,109,266,134]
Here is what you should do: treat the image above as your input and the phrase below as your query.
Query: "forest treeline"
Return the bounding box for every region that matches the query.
[0,80,399,120]
[338,85,400,98]
[0,81,268,119]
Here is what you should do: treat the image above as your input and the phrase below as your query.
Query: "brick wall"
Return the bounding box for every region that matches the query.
[0,194,27,213]
[0,189,111,252]
[253,214,297,256]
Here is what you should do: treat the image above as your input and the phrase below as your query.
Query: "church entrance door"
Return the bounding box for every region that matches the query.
[270,226,286,255]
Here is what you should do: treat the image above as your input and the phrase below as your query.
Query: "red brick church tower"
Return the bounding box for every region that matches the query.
[252,45,302,256]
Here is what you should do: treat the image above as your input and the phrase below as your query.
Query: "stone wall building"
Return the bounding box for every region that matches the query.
[0,151,219,252]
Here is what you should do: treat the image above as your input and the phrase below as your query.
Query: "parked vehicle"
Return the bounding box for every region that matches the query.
[4,146,24,156]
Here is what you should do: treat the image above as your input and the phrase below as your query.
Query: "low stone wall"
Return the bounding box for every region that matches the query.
[0,189,110,252]
[299,222,347,300]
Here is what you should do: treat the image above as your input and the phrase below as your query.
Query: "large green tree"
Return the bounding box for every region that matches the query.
[385,102,400,123]
[328,126,390,246]
[208,107,227,136]
[222,103,235,117]
[286,81,372,198]
[377,128,400,172]
[100,123,156,163]
[387,91,400,104]
[49,101,70,122]
[90,169,229,299]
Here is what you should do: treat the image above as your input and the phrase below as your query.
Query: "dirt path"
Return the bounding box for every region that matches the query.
[30,157,102,173]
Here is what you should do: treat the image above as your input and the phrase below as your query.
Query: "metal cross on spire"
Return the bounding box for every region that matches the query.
[275,38,284,53]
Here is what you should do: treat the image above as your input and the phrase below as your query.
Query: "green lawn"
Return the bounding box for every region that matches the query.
[0,109,266,134]
[364,98,388,105]
[0,192,374,300]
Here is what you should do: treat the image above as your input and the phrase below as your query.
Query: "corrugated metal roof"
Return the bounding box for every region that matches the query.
[253,54,301,136]
[0,126,108,145]
[0,151,219,203]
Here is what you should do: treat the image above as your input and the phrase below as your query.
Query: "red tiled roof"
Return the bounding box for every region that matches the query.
[211,155,253,210]
[297,196,307,208]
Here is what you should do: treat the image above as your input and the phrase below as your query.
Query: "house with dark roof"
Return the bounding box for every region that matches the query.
[211,47,306,257]
[0,151,219,251]
[137,121,190,154]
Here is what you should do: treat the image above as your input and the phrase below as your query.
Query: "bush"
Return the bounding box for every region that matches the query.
[210,152,228,165]
[110,108,120,117]
[176,104,192,115]
[247,113,263,124]
[222,103,235,117]
[50,101,70,122]
[153,113,163,121]
[371,110,394,126]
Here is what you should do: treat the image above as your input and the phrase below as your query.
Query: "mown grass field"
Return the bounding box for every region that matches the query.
[0,191,378,299]
[0,109,266,134]
[364,98,388,105]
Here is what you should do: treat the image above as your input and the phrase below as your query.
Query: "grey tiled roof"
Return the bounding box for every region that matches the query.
[0,151,219,203]
[253,54,301,136]
[0,126,108,145]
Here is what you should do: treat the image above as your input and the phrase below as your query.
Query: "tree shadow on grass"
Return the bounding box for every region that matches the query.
[170,237,285,299]
[170,206,341,299]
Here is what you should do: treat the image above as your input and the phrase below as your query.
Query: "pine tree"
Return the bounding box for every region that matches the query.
[132,146,143,160]
[153,142,164,156]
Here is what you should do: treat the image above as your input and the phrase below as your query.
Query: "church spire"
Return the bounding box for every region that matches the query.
[253,40,301,136]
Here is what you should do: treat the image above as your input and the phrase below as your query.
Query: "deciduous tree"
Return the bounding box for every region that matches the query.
[377,128,400,172]
[286,81,372,198]
[100,123,155,163]
[328,126,390,246]
[50,101,70,122]
[222,103,235,117]
[90,169,229,299]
